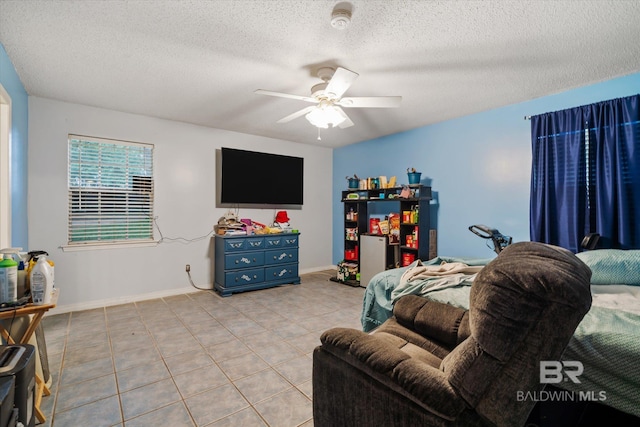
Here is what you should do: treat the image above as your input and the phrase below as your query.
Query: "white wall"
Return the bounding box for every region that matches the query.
[28,97,333,313]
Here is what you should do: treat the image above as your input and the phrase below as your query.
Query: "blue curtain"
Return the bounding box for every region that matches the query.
[530,108,588,253]
[589,95,640,249]
[530,94,640,251]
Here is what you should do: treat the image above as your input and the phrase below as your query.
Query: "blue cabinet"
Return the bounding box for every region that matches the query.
[214,232,301,296]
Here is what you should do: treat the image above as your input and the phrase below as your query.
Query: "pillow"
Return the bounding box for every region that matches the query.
[576,249,640,285]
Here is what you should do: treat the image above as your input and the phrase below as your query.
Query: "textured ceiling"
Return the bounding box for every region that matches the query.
[1,0,640,148]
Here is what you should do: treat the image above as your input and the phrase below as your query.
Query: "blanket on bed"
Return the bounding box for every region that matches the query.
[391,260,483,302]
[361,256,492,333]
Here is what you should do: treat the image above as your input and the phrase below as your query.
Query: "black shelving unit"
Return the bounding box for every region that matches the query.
[334,185,433,286]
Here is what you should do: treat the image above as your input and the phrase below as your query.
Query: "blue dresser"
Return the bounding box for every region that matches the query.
[214,232,301,296]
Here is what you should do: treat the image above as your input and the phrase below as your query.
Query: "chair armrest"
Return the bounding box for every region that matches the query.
[393,295,470,347]
[320,327,467,420]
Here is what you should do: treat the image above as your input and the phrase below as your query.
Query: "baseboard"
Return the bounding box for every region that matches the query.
[47,266,338,316]
[47,285,203,316]
[299,265,337,274]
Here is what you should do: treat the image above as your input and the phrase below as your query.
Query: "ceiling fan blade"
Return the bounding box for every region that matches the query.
[336,107,354,129]
[325,67,359,99]
[255,89,317,103]
[338,116,354,129]
[337,96,402,108]
[276,106,316,123]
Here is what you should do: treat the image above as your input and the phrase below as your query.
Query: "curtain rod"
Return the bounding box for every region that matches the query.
[524,116,531,120]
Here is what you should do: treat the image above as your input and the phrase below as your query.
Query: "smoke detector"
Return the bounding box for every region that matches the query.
[331,9,352,29]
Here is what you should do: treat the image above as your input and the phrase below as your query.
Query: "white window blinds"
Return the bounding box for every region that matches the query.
[68,135,154,245]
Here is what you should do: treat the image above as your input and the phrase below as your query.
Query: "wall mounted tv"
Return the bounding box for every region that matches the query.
[217,147,304,208]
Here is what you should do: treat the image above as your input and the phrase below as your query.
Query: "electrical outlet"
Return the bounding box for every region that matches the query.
[185,264,190,272]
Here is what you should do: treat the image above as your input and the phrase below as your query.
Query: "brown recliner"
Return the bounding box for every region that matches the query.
[313,242,592,427]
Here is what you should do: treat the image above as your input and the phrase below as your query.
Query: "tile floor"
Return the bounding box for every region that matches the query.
[39,270,364,427]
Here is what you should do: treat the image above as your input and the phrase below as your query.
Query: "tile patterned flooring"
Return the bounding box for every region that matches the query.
[40,270,364,427]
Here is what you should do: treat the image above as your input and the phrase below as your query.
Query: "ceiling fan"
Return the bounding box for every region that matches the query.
[255,66,401,129]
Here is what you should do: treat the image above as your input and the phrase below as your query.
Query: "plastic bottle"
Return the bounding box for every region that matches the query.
[0,252,18,304]
[26,250,54,293]
[17,261,27,299]
[30,255,55,305]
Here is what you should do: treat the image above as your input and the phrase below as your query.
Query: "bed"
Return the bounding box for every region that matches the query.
[361,249,640,418]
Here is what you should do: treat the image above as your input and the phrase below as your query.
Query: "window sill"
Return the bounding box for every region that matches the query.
[61,241,158,252]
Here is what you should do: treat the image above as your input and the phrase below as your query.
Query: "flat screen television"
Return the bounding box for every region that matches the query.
[218,147,304,207]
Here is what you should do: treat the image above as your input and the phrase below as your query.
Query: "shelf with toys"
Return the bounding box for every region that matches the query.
[335,183,433,287]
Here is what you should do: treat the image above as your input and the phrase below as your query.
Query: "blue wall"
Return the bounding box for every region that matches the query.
[0,43,29,248]
[333,72,640,262]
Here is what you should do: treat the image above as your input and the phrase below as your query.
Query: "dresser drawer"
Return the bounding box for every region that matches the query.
[225,252,265,270]
[245,237,265,250]
[264,235,284,248]
[265,248,298,265]
[265,265,299,281]
[282,235,299,247]
[265,234,298,248]
[223,237,264,252]
[225,268,265,287]
[223,238,247,252]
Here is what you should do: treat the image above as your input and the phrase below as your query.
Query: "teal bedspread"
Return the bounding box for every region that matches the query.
[560,306,640,417]
[361,256,491,332]
[361,259,640,417]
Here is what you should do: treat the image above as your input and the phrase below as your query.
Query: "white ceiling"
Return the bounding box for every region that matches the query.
[1,0,640,148]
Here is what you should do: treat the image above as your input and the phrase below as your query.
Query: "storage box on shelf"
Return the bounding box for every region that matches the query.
[336,185,433,286]
[214,232,300,296]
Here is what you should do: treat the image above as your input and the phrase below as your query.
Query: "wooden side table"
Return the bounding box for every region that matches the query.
[0,291,58,424]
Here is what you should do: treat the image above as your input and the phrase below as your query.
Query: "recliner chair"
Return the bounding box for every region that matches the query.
[313,242,592,426]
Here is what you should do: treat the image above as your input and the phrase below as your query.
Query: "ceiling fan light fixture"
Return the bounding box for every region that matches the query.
[305,104,346,128]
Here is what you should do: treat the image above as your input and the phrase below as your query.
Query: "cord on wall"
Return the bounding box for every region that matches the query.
[153,216,214,244]
[150,218,215,290]
[185,265,213,291]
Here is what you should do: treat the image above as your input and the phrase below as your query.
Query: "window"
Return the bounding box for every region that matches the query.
[530,94,640,251]
[67,135,154,246]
